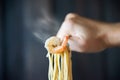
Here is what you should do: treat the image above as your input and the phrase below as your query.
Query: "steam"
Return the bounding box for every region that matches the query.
[25,8,59,42]
[23,1,60,43]
[32,11,60,43]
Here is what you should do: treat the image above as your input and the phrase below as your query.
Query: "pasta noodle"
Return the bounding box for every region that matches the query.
[45,36,73,80]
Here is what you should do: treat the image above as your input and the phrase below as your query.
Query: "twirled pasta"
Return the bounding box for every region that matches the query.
[45,36,72,80]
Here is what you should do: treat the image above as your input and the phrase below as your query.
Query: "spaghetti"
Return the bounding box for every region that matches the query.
[45,36,72,80]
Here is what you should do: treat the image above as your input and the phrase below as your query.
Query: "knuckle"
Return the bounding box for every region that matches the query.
[64,13,77,27]
[65,13,78,20]
[64,13,78,27]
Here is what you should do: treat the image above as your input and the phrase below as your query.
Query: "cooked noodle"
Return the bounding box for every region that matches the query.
[45,36,72,80]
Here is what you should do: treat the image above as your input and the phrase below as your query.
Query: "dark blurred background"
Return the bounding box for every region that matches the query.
[1,0,120,80]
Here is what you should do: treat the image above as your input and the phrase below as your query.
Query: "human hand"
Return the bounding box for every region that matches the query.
[57,13,108,53]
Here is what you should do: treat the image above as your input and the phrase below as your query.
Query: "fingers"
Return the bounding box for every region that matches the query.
[56,14,77,40]
[56,13,84,52]
[56,20,73,40]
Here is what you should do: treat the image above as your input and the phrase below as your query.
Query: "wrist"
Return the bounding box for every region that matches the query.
[100,23,120,48]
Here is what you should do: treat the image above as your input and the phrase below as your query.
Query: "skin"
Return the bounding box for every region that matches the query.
[56,13,120,53]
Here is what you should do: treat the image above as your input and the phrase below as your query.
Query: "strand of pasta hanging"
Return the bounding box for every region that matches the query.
[45,36,73,80]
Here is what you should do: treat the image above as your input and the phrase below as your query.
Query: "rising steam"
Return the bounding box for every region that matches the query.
[33,11,60,43]
[24,0,60,43]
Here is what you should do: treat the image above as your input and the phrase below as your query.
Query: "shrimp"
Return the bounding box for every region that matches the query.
[54,35,70,53]
[45,35,70,54]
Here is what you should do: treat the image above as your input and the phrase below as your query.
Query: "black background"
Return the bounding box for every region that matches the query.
[1,0,120,80]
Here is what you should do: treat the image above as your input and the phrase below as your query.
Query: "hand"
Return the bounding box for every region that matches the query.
[57,13,108,53]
